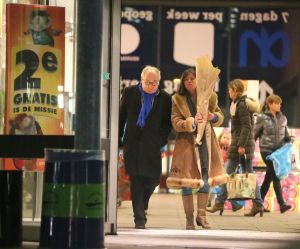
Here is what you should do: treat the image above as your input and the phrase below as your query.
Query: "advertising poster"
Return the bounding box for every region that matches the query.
[230,8,300,127]
[121,5,300,126]
[4,4,65,170]
[160,7,229,103]
[120,6,158,94]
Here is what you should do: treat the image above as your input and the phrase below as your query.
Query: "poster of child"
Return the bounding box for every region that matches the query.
[9,113,43,170]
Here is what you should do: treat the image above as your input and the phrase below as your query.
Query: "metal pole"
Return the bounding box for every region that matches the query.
[75,0,103,150]
[105,0,121,234]
[225,8,233,126]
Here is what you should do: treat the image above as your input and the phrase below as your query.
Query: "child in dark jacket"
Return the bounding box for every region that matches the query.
[254,94,292,213]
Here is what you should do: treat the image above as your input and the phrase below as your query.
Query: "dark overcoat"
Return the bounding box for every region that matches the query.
[119,84,172,179]
[254,110,290,153]
[227,95,260,160]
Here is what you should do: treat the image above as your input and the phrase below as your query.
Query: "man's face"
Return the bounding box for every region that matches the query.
[141,71,159,94]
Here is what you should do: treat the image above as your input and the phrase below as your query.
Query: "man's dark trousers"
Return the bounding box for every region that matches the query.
[130,175,160,226]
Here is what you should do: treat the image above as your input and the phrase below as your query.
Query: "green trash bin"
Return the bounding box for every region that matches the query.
[39,149,105,249]
[0,170,23,248]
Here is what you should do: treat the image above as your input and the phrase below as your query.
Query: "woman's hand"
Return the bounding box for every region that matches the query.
[194,113,203,125]
[238,146,245,155]
[207,112,215,121]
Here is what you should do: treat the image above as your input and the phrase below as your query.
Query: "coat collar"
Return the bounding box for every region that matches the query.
[172,94,191,118]
[264,110,283,119]
[173,92,218,118]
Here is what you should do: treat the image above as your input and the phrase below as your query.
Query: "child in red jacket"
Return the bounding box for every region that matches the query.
[218,129,231,162]
[207,129,231,207]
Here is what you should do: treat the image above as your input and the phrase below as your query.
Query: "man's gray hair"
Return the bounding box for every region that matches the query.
[141,65,161,80]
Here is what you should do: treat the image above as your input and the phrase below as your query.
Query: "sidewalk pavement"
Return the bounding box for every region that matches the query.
[117,193,300,233]
[105,229,300,249]
[23,229,300,249]
[21,193,300,249]
[109,193,300,248]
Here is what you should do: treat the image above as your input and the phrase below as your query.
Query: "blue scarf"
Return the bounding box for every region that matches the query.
[136,83,159,128]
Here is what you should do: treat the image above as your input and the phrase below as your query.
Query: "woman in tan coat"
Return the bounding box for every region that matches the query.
[171,68,226,229]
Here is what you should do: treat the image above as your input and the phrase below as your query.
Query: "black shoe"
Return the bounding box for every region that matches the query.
[206,203,224,215]
[263,208,270,212]
[244,204,263,217]
[280,204,291,214]
[135,223,145,229]
[117,198,122,207]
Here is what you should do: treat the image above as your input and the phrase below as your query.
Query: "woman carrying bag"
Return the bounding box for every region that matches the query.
[207,79,264,216]
[254,94,292,213]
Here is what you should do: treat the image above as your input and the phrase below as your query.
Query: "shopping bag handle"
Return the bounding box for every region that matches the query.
[233,155,249,176]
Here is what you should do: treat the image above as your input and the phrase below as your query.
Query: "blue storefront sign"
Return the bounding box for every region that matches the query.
[120,5,300,126]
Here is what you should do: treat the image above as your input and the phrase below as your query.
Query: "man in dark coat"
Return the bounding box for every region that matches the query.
[119,65,172,229]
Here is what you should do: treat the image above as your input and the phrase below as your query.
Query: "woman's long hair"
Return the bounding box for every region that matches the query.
[178,68,196,95]
[228,79,244,98]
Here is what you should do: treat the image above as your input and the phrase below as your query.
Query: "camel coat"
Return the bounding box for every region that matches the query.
[168,92,228,188]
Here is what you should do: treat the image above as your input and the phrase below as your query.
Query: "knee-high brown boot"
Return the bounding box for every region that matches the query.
[196,193,211,229]
[182,195,195,230]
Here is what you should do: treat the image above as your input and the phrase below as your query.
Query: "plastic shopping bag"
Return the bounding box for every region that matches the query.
[266,143,293,180]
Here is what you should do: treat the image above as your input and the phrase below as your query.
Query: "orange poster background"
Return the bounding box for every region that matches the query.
[4,4,65,170]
